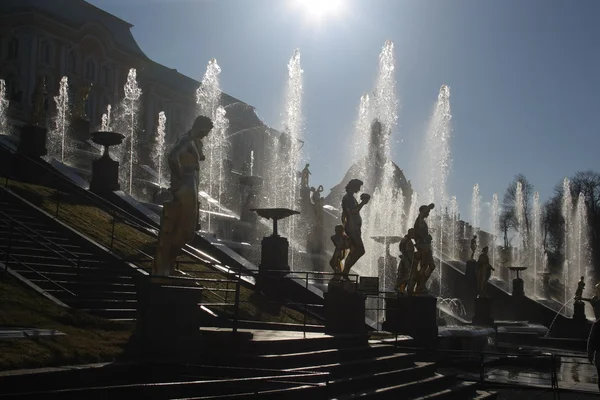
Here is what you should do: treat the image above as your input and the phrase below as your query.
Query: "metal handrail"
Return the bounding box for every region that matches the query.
[0,206,81,265]
[0,248,76,297]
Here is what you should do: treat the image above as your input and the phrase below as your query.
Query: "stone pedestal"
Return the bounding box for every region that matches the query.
[472,297,494,326]
[71,117,91,142]
[17,125,47,158]
[512,277,524,297]
[135,276,204,358]
[378,256,397,292]
[90,155,120,194]
[259,235,290,274]
[465,260,477,286]
[324,281,366,334]
[573,301,587,322]
[383,295,438,346]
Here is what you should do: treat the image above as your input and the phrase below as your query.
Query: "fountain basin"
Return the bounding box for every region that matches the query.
[371,236,402,245]
[91,131,125,147]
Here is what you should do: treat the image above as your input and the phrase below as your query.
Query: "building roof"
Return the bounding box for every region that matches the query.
[0,0,147,58]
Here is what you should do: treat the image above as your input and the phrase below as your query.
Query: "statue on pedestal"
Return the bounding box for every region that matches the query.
[152,116,213,276]
[31,76,48,127]
[330,224,350,273]
[575,276,586,302]
[397,228,416,295]
[301,163,311,188]
[470,235,478,260]
[340,179,370,278]
[475,246,494,297]
[413,203,436,293]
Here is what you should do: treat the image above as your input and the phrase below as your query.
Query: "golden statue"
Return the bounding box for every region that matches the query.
[152,116,213,276]
[412,203,436,293]
[329,224,350,273]
[31,76,48,126]
[73,82,92,119]
[475,246,494,297]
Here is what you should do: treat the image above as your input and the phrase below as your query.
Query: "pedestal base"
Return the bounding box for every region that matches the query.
[512,277,524,297]
[90,155,120,194]
[17,125,47,158]
[258,236,290,274]
[383,295,438,346]
[472,297,494,326]
[135,276,204,359]
[573,301,587,322]
[324,281,366,335]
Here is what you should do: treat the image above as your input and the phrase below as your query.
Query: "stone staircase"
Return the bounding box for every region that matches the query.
[0,333,497,399]
[0,189,141,320]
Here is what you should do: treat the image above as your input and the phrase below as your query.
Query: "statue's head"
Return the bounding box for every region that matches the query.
[407,228,415,238]
[191,116,213,139]
[345,178,363,194]
[581,276,585,281]
[419,203,435,218]
[473,235,477,239]
[334,224,344,235]
[482,246,489,254]
[305,163,310,168]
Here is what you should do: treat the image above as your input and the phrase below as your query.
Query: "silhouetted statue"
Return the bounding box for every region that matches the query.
[476,246,494,297]
[413,203,435,293]
[301,164,311,188]
[470,235,477,260]
[31,76,48,127]
[329,224,350,273]
[576,276,586,302]
[340,179,370,278]
[397,228,416,295]
[311,184,323,204]
[73,83,92,119]
[152,116,213,276]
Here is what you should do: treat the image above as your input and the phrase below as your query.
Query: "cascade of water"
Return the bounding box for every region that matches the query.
[491,193,499,278]
[152,111,167,188]
[515,182,530,292]
[422,85,452,295]
[196,59,230,232]
[562,177,573,306]
[532,192,541,297]
[250,150,254,176]
[406,191,419,233]
[471,183,481,242]
[101,104,112,131]
[359,41,402,283]
[0,79,9,134]
[575,192,590,281]
[351,94,372,181]
[119,68,142,195]
[50,76,70,162]
[450,196,458,260]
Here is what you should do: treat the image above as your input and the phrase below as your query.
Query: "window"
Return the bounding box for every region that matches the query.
[101,65,111,87]
[67,51,76,74]
[40,40,51,65]
[84,59,95,81]
[7,37,18,60]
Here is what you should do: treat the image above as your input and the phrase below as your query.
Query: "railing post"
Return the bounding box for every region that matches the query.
[479,353,485,383]
[110,210,116,250]
[232,267,242,335]
[55,190,60,217]
[303,272,308,338]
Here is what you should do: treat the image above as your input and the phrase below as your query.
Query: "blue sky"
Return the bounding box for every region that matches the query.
[88,0,600,229]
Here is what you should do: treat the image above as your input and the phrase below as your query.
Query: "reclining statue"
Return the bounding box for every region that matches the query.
[152,116,213,276]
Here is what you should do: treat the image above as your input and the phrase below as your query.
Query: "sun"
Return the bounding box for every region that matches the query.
[292,0,345,22]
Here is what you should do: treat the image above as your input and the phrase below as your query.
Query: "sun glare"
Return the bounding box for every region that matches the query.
[292,0,345,22]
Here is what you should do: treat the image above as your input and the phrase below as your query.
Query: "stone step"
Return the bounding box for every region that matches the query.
[6,259,127,274]
[234,343,396,369]
[29,279,135,292]
[47,289,137,300]
[284,352,417,378]
[335,373,458,399]
[0,245,96,257]
[411,381,494,399]
[68,298,137,310]
[80,308,138,320]
[12,268,134,282]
